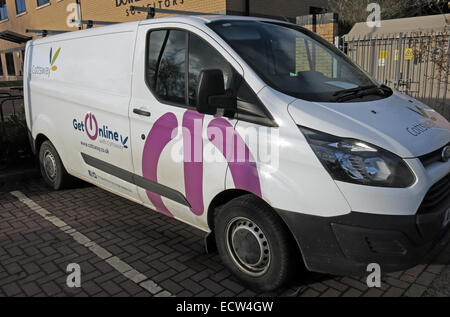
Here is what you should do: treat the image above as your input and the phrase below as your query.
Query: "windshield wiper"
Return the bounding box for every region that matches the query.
[333,85,385,102]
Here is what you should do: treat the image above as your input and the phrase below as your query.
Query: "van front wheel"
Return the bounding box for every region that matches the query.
[214,195,296,291]
[39,141,71,190]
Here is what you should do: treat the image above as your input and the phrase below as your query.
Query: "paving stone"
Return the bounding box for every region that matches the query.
[21,282,41,296]
[41,281,62,296]
[340,277,368,291]
[201,278,225,293]
[2,179,450,298]
[2,282,21,296]
[180,279,205,294]
[404,284,427,297]
[363,288,383,297]
[384,277,411,289]
[342,288,363,297]
[323,279,349,291]
[415,271,437,287]
[300,289,320,297]
[320,288,341,297]
[383,287,405,297]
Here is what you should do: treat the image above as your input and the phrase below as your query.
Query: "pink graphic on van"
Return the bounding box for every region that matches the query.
[85,113,98,141]
[182,110,205,216]
[142,112,178,218]
[207,118,262,198]
[142,110,262,217]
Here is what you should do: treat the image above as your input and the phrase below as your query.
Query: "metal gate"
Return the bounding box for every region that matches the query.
[0,88,29,170]
[337,32,450,119]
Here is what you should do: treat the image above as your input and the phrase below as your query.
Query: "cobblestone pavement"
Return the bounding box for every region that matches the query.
[0,178,449,297]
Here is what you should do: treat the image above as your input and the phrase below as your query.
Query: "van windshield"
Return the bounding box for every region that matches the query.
[208,20,388,103]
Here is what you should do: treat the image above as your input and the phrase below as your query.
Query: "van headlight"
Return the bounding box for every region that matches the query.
[299,126,415,188]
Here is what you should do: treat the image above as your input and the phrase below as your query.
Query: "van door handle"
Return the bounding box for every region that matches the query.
[133,108,151,117]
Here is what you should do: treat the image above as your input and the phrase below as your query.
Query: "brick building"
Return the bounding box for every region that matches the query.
[0,0,329,82]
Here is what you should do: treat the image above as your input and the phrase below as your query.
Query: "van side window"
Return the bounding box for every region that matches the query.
[147,30,187,105]
[188,33,234,107]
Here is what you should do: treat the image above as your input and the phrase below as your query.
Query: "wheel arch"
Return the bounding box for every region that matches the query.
[206,189,304,265]
[207,189,251,231]
[35,133,49,156]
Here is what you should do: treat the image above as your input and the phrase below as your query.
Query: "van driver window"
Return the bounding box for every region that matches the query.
[188,33,233,107]
[147,30,235,108]
[147,30,186,105]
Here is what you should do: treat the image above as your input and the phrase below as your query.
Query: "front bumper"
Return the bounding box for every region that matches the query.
[277,192,450,276]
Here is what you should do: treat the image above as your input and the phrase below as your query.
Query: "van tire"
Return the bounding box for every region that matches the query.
[214,194,295,291]
[39,141,71,190]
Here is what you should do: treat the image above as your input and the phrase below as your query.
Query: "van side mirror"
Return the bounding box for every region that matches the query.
[196,69,237,116]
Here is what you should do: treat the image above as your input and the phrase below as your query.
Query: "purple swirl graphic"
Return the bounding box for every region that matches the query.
[207,118,262,198]
[142,113,178,218]
[182,110,205,216]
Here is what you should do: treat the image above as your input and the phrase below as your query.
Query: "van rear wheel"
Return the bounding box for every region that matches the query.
[39,141,71,190]
[214,194,296,291]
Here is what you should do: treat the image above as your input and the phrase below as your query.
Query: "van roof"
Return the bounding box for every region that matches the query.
[29,15,293,45]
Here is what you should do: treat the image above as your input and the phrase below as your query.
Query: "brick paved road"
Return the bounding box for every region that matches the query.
[0,178,449,297]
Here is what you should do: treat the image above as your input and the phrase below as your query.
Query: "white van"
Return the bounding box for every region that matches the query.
[24,16,450,291]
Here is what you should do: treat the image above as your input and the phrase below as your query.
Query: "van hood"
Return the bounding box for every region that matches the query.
[288,91,450,158]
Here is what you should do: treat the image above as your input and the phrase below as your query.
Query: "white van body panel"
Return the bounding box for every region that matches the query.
[230,86,352,217]
[26,22,140,200]
[288,92,450,159]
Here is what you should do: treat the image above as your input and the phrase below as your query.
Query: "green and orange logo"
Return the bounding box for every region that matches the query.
[49,47,61,71]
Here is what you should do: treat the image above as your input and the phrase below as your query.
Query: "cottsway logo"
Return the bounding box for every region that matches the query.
[49,48,61,71]
[73,113,129,150]
[31,47,61,76]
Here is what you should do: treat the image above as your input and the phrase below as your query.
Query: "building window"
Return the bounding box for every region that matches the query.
[15,0,26,14]
[0,0,8,20]
[37,0,50,7]
[5,53,15,76]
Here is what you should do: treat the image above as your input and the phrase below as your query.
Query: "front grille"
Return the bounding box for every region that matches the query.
[419,144,449,167]
[418,174,450,214]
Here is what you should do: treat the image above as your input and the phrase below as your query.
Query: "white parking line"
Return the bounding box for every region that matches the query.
[10,190,172,297]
